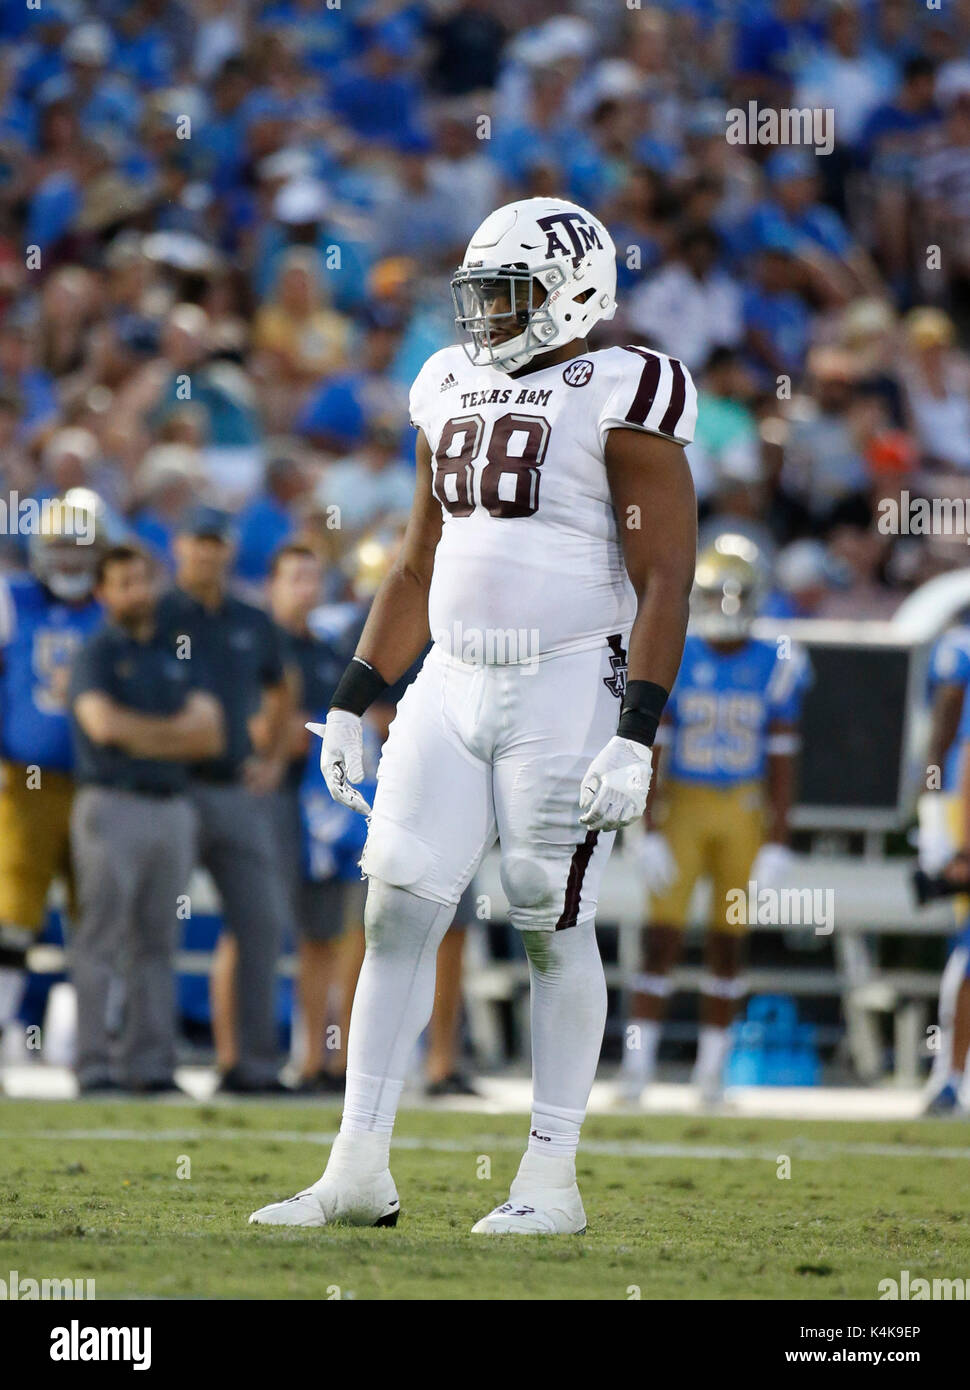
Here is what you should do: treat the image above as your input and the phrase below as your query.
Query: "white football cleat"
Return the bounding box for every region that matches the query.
[249,1131,400,1228]
[471,1152,587,1235]
[249,1168,400,1227]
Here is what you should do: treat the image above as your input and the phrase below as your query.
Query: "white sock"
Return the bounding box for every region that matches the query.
[692,1024,731,1087]
[932,945,967,1088]
[333,880,454,1164]
[0,966,27,1029]
[529,1100,583,1159]
[621,1017,662,1083]
[523,921,607,1163]
[341,1070,404,1137]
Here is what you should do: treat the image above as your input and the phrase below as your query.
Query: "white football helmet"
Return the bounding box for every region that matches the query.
[451,197,617,373]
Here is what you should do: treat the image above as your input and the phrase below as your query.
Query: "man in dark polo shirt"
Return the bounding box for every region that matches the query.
[157,505,294,1092]
[69,545,225,1094]
[263,543,349,1090]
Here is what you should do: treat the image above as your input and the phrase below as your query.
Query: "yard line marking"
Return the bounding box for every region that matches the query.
[4,1129,970,1161]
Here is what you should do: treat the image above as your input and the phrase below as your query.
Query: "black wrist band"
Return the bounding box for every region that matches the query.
[617,679,669,748]
[329,656,389,717]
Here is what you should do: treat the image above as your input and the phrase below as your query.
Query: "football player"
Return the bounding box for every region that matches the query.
[919,624,970,1114]
[621,535,811,1106]
[249,197,698,1235]
[0,493,104,1064]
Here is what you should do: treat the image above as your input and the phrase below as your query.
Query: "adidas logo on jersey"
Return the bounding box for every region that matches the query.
[440,372,457,392]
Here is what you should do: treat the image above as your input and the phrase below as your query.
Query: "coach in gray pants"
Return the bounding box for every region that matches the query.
[69,545,225,1094]
[156,506,295,1093]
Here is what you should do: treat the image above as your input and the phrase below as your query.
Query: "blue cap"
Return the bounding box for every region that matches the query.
[178,504,234,540]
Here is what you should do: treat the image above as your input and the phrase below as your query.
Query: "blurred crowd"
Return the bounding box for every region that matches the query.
[0,0,969,609]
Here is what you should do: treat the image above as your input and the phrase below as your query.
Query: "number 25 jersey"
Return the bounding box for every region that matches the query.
[409,342,697,663]
[662,633,812,786]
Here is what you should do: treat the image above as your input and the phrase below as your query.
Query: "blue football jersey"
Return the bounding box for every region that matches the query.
[0,574,102,772]
[928,627,970,793]
[664,633,811,785]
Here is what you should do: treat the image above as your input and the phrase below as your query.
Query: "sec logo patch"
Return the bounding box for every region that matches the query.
[562,359,594,387]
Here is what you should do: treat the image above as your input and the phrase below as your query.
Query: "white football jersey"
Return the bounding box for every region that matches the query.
[409,342,697,664]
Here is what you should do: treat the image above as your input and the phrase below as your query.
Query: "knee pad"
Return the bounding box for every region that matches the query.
[362,877,455,951]
[501,853,556,912]
[360,818,434,893]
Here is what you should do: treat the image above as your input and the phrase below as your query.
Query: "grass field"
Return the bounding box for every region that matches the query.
[3,1097,970,1300]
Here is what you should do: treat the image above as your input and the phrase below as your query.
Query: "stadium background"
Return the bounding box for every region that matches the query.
[2,0,970,1102]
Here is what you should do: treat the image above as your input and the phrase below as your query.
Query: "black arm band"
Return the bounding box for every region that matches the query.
[617,679,669,748]
[329,657,389,717]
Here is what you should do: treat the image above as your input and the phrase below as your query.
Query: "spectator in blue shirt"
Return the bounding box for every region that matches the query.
[490,62,584,188]
[859,54,941,171]
[256,0,354,75]
[734,0,824,101]
[252,178,371,314]
[234,446,313,585]
[327,32,425,151]
[0,317,58,441]
[860,54,942,296]
[746,150,882,302]
[128,443,205,572]
[296,314,408,456]
[742,237,811,386]
[0,54,36,149]
[13,7,71,99]
[113,5,177,91]
[199,57,248,195]
[58,23,142,141]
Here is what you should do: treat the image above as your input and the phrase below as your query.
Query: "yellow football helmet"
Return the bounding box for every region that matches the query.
[344,519,406,603]
[691,533,764,641]
[28,489,107,603]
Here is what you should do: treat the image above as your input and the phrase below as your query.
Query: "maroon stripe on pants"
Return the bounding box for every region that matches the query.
[556,830,599,930]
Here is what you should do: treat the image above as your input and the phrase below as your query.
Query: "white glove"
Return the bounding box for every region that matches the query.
[750,842,794,890]
[917,792,954,874]
[579,736,653,832]
[306,711,371,817]
[634,831,678,894]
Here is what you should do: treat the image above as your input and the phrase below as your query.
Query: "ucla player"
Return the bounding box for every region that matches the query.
[250,196,698,1235]
[0,494,104,1059]
[920,623,970,1114]
[621,535,811,1105]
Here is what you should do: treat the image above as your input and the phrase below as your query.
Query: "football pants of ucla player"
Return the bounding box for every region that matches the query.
[0,762,76,1035]
[648,779,765,932]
